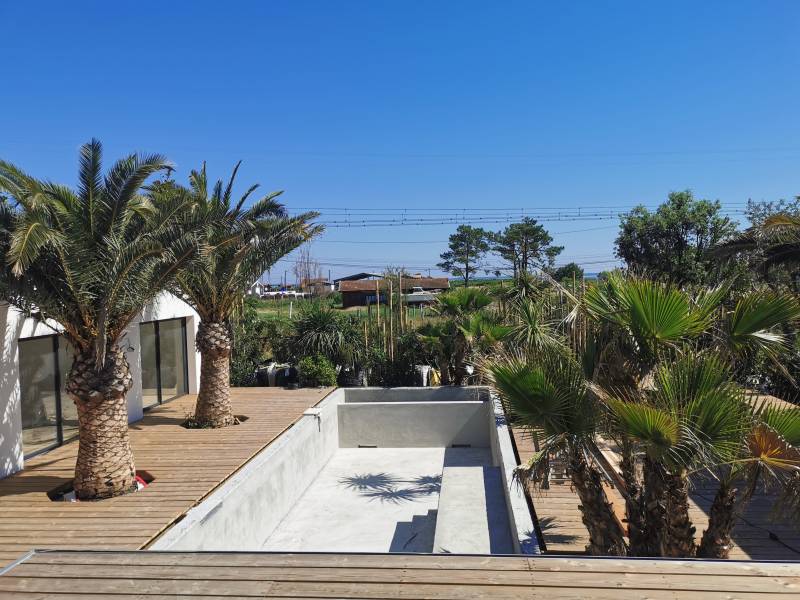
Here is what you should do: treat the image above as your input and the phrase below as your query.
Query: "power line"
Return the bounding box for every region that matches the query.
[315,224,622,243]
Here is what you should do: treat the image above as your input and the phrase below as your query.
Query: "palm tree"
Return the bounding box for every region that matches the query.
[608,353,750,557]
[432,287,496,385]
[167,163,321,427]
[577,273,799,555]
[487,350,628,556]
[697,402,800,558]
[290,301,367,385]
[0,140,198,499]
[713,213,800,274]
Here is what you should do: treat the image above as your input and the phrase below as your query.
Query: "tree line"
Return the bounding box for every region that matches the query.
[437,189,800,292]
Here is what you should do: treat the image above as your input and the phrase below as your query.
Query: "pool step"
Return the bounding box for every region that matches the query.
[433,466,514,554]
[389,509,438,553]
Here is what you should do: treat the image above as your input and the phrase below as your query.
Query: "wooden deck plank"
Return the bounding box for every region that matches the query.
[2,551,798,598]
[0,387,331,568]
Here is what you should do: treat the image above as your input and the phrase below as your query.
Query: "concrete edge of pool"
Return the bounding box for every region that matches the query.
[149,386,540,555]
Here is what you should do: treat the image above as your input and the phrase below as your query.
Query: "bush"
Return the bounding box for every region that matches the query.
[263,316,295,363]
[366,331,433,387]
[292,301,362,367]
[230,298,271,386]
[298,355,338,387]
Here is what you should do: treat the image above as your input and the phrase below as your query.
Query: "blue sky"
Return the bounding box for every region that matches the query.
[1,1,799,280]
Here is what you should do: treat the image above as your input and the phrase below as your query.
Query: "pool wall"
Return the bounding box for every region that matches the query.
[150,386,540,554]
[150,388,345,550]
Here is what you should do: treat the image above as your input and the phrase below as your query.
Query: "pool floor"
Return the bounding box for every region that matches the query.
[262,447,493,553]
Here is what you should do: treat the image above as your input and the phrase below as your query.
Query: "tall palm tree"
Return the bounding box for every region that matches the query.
[488,350,628,556]
[166,163,321,427]
[0,140,198,499]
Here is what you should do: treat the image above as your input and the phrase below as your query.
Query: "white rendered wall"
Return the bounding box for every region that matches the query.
[338,401,490,448]
[0,293,200,479]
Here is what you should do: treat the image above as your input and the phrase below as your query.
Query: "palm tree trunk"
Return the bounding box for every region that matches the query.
[620,438,647,556]
[661,470,696,557]
[698,474,758,559]
[570,450,628,556]
[642,457,667,556]
[194,320,235,427]
[697,479,737,559]
[452,334,469,386]
[66,345,136,500]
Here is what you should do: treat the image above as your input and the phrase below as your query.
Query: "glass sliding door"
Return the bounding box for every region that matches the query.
[140,322,160,409]
[57,340,78,442]
[18,335,76,457]
[158,318,188,402]
[138,317,189,407]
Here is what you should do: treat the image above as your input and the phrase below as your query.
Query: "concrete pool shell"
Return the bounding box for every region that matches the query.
[151,387,539,555]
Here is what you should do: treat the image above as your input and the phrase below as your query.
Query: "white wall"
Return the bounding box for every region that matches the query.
[0,293,201,479]
[338,401,490,448]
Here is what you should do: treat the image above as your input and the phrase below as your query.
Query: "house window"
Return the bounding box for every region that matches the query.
[18,335,77,457]
[139,317,189,408]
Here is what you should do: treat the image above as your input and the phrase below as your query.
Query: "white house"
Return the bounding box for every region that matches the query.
[0,293,201,479]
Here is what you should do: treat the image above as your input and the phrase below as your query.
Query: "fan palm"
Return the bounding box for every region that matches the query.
[0,139,198,499]
[580,274,799,553]
[697,402,800,558]
[417,321,456,386]
[166,163,321,427]
[432,287,495,385]
[607,353,750,557]
[487,350,628,556]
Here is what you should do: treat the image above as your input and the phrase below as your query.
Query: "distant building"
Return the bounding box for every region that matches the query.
[301,277,335,295]
[247,282,267,297]
[333,272,382,284]
[339,277,449,308]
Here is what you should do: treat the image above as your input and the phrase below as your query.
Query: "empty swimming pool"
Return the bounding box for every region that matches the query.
[151,387,538,555]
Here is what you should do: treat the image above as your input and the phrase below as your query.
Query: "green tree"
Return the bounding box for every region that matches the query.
[437,225,491,287]
[552,262,584,283]
[0,140,198,499]
[615,191,738,285]
[167,162,320,427]
[698,402,800,558]
[608,354,750,557]
[492,217,563,279]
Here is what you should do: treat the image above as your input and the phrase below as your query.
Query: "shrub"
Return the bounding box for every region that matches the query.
[292,302,362,367]
[230,298,271,386]
[366,331,433,387]
[263,316,295,363]
[298,355,338,387]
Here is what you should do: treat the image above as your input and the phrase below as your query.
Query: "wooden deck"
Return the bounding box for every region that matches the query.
[0,387,332,568]
[511,426,593,554]
[512,422,800,559]
[1,550,798,598]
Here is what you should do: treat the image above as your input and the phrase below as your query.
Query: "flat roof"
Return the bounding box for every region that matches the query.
[2,550,798,597]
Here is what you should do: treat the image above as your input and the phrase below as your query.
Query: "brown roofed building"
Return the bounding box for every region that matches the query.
[338,277,449,308]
